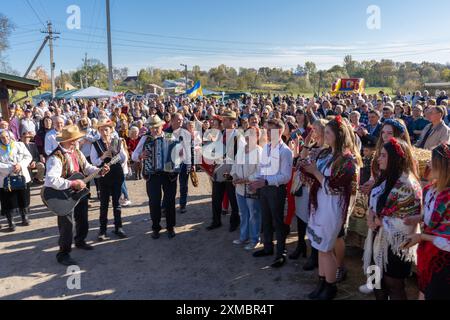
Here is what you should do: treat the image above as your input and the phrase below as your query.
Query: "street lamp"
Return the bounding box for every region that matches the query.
[180,64,188,91]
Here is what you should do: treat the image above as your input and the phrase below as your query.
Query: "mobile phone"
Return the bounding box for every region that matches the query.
[290,129,302,140]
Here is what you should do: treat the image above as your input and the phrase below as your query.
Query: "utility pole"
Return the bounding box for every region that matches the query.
[41,21,60,99]
[84,52,88,88]
[180,64,188,91]
[10,35,49,101]
[106,0,114,91]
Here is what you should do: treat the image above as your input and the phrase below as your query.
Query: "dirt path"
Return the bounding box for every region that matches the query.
[0,172,417,300]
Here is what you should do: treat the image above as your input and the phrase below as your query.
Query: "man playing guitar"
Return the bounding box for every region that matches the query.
[45,125,110,266]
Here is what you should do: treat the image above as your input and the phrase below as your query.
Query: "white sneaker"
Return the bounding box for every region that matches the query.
[122,200,132,207]
[359,283,374,295]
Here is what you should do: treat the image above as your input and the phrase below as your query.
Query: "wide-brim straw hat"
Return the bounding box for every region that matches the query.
[147,115,165,128]
[96,118,115,129]
[221,110,237,120]
[56,125,86,143]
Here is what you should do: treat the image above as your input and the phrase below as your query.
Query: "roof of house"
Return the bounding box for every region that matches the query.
[0,73,40,91]
[123,76,138,82]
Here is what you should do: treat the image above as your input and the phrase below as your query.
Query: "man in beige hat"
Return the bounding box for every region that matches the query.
[45,125,110,266]
[207,109,240,232]
[132,115,181,239]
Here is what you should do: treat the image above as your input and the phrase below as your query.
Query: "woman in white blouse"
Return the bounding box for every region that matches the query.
[230,127,263,251]
[0,129,32,232]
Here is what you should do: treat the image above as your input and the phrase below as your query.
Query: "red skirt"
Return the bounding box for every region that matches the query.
[417,240,450,296]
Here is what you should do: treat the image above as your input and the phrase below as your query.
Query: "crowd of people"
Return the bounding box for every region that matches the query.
[0,88,449,300]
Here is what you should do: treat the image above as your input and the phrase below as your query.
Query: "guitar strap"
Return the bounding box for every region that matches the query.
[53,149,86,178]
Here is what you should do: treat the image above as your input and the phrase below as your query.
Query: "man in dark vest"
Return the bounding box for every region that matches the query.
[90,118,128,241]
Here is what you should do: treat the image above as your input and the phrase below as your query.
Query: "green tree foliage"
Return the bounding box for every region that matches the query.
[64,55,450,93]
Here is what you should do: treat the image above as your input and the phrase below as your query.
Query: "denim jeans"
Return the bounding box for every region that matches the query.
[236,193,261,245]
[121,177,129,200]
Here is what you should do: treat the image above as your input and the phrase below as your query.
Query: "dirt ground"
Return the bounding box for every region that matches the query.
[0,172,418,300]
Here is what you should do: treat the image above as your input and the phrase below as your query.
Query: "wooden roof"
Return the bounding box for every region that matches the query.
[0,73,41,92]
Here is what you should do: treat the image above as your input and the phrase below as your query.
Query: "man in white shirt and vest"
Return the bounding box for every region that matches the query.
[45,125,110,266]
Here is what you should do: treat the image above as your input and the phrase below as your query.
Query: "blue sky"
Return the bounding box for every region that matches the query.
[2,0,450,76]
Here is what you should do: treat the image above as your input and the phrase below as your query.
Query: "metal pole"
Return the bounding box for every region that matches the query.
[106,0,113,91]
[180,64,188,91]
[185,65,188,91]
[84,52,88,88]
[48,22,56,99]
[24,37,49,78]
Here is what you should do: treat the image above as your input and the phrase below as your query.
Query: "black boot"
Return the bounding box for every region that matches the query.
[20,208,30,226]
[5,211,16,232]
[308,276,326,300]
[303,247,319,271]
[289,218,307,260]
[316,281,338,300]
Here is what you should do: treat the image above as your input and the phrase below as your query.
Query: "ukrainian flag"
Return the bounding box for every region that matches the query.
[186,81,203,98]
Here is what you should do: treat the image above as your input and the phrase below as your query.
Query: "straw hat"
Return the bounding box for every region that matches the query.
[56,125,86,143]
[147,115,165,128]
[96,118,115,129]
[221,110,237,119]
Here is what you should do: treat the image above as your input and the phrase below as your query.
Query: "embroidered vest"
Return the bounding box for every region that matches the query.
[52,147,85,179]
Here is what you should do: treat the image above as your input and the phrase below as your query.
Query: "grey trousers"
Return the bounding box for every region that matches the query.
[259,185,287,258]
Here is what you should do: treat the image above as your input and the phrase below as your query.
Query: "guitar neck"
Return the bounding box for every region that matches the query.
[83,168,103,184]
[82,154,121,184]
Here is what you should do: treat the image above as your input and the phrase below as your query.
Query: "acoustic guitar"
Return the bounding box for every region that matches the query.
[41,154,121,216]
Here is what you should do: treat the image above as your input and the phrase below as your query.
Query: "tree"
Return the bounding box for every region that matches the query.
[0,14,14,54]
[442,69,450,82]
[137,68,152,91]
[30,66,51,91]
[304,61,317,76]
[113,67,129,85]
[0,14,15,72]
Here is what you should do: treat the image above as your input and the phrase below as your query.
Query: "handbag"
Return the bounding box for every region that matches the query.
[3,175,26,192]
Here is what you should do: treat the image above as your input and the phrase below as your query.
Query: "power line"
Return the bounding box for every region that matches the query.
[24,0,46,27]
[84,0,101,52]
[58,36,450,58]
[53,21,450,56]
[51,20,277,46]
[37,0,50,21]
[7,39,43,47]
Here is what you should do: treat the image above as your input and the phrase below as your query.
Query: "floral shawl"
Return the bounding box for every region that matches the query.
[301,151,359,223]
[378,173,422,219]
